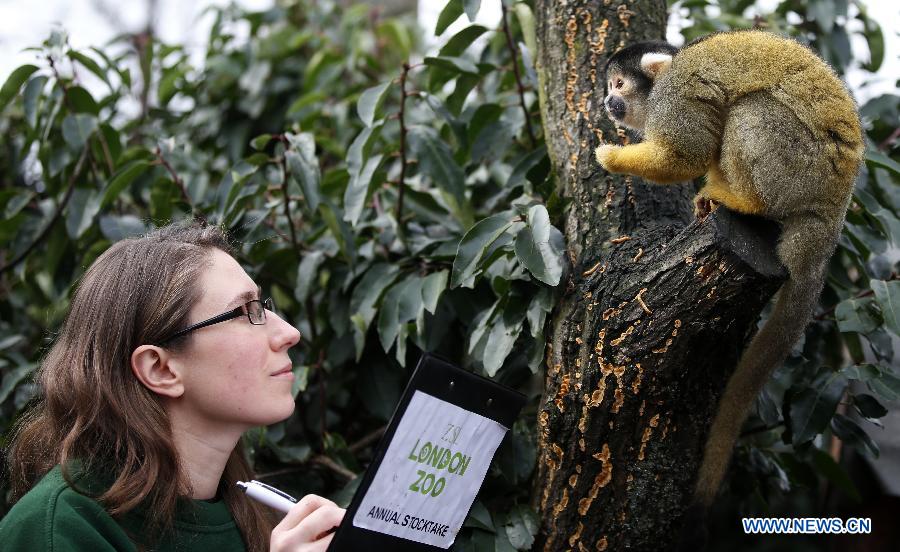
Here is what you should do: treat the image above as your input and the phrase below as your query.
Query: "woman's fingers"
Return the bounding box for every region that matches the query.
[275,494,337,533]
[270,494,344,551]
[294,504,345,544]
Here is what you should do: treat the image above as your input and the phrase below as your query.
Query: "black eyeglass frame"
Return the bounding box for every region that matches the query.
[157,297,274,346]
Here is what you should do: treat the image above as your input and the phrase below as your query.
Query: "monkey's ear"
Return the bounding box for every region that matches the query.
[640,52,673,79]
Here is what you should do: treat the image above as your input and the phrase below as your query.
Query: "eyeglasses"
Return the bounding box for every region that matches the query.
[157,298,274,345]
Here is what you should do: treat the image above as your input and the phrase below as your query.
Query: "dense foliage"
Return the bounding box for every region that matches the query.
[0,0,897,548]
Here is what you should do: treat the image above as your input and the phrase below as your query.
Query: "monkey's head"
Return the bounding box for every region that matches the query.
[603,41,679,131]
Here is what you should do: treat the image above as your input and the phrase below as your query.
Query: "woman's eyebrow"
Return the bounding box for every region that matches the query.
[226,288,260,309]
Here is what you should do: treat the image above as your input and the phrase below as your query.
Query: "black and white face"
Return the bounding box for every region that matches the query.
[603,70,650,131]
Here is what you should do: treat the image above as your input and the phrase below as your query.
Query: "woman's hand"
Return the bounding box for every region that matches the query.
[270,494,345,552]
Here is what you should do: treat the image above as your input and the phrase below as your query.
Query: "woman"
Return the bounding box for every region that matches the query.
[0,223,343,551]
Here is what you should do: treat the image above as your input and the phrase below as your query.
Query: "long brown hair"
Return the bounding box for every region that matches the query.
[5,223,277,551]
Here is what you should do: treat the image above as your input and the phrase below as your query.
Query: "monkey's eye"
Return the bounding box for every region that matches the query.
[614,78,624,89]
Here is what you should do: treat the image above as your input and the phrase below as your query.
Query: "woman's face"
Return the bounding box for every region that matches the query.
[172,248,301,433]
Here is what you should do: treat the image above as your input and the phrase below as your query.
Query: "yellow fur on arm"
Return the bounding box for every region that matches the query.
[595,141,703,184]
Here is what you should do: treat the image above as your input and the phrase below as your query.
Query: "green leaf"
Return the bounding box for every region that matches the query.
[514,3,538,63]
[65,187,102,239]
[843,363,880,382]
[0,335,25,351]
[61,113,98,150]
[101,160,151,208]
[483,296,528,376]
[789,370,847,446]
[831,413,879,458]
[251,134,272,151]
[463,0,481,22]
[99,215,148,241]
[526,287,553,338]
[377,279,405,352]
[507,146,548,189]
[408,126,465,205]
[0,64,39,113]
[436,0,464,35]
[463,501,495,532]
[23,75,48,129]
[834,297,879,334]
[870,279,900,336]
[513,205,565,286]
[439,25,488,57]
[351,263,401,330]
[503,505,538,550]
[868,369,900,401]
[158,66,182,105]
[70,85,100,114]
[357,82,391,127]
[861,20,884,72]
[810,0,836,31]
[285,133,321,212]
[377,19,413,59]
[810,449,860,502]
[424,55,479,75]
[0,364,36,404]
[852,393,888,419]
[451,214,513,288]
[866,150,900,175]
[291,365,310,397]
[421,270,448,314]
[295,250,326,304]
[4,191,34,219]
[344,154,382,227]
[68,50,110,86]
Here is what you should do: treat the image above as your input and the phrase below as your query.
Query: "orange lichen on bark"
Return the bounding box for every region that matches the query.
[552,488,570,516]
[631,363,643,394]
[596,536,608,551]
[602,307,617,320]
[610,325,634,346]
[578,405,589,433]
[638,415,660,461]
[583,261,603,276]
[555,373,571,412]
[610,235,631,244]
[578,443,612,516]
[569,522,584,547]
[635,287,652,314]
[564,14,578,120]
[617,4,634,27]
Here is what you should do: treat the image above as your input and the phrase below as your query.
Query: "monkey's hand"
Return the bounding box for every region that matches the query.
[594,144,622,173]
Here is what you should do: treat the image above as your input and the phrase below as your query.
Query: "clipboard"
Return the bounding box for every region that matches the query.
[327,353,527,551]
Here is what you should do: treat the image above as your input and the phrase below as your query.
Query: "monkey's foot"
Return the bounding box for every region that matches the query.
[694,196,717,219]
[595,144,621,172]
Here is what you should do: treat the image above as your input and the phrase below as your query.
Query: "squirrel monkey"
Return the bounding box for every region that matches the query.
[596,31,864,509]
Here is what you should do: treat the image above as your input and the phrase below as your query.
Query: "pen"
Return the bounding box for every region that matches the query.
[236,480,298,513]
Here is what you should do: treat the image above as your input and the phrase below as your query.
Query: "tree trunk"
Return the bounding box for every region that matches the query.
[532,1,786,549]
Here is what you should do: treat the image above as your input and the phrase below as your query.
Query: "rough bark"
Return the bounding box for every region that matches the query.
[532,1,786,549]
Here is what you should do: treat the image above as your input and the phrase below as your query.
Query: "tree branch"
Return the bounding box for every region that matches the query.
[395,62,411,226]
[501,4,537,148]
[0,148,90,275]
[153,147,206,223]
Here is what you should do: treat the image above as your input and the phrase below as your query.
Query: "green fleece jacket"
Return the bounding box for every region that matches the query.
[0,464,247,551]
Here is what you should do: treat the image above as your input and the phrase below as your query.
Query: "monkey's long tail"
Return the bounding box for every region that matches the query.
[692,213,839,507]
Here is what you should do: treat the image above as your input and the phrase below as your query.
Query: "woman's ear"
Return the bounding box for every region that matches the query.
[131,345,185,398]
